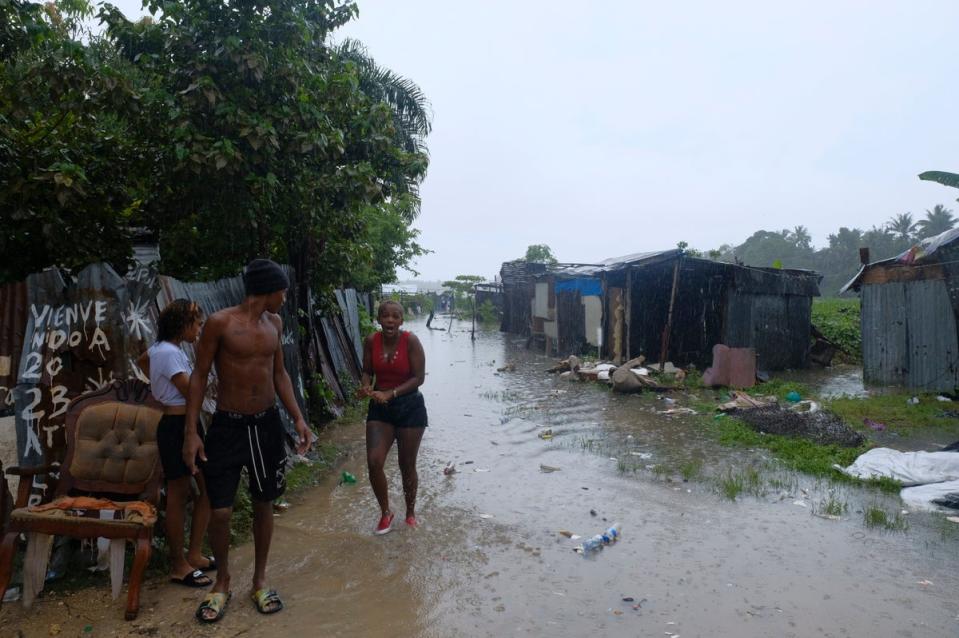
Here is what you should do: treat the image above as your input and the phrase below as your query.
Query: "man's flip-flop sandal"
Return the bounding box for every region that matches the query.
[195,591,232,623]
[197,556,217,572]
[171,569,213,588]
[251,588,284,614]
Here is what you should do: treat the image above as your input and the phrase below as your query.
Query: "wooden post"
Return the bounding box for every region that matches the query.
[859,247,870,266]
[625,266,632,360]
[659,256,682,371]
[471,286,476,341]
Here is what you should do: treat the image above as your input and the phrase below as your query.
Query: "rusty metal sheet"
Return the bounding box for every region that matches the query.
[0,280,28,414]
[13,263,158,503]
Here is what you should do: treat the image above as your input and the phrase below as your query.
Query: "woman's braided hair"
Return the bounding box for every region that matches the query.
[156,299,202,342]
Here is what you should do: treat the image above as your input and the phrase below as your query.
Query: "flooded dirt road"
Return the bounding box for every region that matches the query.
[4,318,959,637]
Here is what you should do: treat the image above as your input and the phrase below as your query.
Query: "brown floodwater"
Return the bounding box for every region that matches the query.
[3,318,959,637]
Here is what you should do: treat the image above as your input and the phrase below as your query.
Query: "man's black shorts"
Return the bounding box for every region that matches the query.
[366,391,428,428]
[201,406,288,509]
[157,414,204,481]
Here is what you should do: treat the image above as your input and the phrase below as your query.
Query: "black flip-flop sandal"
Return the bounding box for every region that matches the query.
[197,555,217,572]
[171,569,213,588]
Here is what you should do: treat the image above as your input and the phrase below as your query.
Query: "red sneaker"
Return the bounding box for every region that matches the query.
[405,515,417,528]
[374,512,394,535]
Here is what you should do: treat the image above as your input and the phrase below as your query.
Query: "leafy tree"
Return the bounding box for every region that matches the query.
[789,226,812,250]
[916,204,956,239]
[100,0,429,294]
[0,0,146,282]
[524,244,557,264]
[442,275,485,314]
[886,213,916,241]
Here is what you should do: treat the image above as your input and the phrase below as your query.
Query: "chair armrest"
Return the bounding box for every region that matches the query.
[5,464,56,477]
[6,464,58,509]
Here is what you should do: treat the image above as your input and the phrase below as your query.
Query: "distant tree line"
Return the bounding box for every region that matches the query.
[690,204,957,296]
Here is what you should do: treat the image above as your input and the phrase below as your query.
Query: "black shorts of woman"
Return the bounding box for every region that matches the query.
[359,299,428,535]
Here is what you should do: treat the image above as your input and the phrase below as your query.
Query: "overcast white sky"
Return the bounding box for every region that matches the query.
[106,1,959,281]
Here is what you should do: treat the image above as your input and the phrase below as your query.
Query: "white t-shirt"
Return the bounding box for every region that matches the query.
[147,341,192,406]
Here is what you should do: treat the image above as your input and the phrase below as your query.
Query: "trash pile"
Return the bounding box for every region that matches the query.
[549,355,687,393]
[730,404,866,447]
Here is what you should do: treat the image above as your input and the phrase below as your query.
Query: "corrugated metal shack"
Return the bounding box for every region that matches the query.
[842,228,959,391]
[604,253,820,370]
[499,260,547,336]
[504,251,821,371]
[0,262,370,504]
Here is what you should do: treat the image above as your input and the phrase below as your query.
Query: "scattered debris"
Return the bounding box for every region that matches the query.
[785,390,802,403]
[717,391,776,412]
[496,363,516,372]
[936,395,953,402]
[339,471,357,485]
[443,462,457,475]
[658,407,698,417]
[946,516,959,524]
[479,513,494,519]
[538,429,554,440]
[540,464,561,473]
[473,468,490,473]
[908,396,920,405]
[864,418,886,431]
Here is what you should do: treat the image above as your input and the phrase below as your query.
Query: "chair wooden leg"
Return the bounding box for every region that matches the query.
[0,531,18,612]
[124,536,151,621]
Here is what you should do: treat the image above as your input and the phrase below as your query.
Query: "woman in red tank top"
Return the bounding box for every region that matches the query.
[359,299,427,535]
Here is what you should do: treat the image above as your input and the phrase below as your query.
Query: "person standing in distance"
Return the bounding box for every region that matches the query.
[182,259,312,623]
[359,299,428,535]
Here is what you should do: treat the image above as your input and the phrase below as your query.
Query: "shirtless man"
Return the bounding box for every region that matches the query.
[182,258,312,623]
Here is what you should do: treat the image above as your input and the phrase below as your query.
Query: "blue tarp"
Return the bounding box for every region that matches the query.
[555,278,602,297]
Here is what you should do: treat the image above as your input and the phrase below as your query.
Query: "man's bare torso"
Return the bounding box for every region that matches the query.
[212,306,281,414]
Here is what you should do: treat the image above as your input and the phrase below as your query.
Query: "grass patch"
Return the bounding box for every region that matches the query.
[827,393,959,432]
[862,504,908,532]
[716,465,763,501]
[680,459,703,481]
[812,297,861,363]
[815,493,848,517]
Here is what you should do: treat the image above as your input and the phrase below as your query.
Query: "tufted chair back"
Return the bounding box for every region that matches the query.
[60,381,163,499]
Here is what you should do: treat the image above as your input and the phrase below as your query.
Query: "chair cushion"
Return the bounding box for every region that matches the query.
[70,402,161,486]
[12,506,152,531]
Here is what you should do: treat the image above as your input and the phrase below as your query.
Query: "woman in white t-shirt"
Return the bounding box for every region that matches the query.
[138,299,215,587]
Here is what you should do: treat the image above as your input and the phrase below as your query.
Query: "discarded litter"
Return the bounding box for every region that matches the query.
[622,596,634,602]
[908,396,920,405]
[574,522,621,554]
[443,462,457,475]
[814,513,841,521]
[479,513,494,519]
[936,395,953,402]
[473,468,490,473]
[864,418,886,431]
[558,530,574,538]
[340,471,357,485]
[273,500,291,512]
[629,451,652,459]
[793,500,808,508]
[917,579,934,587]
[540,464,561,473]
[538,429,554,440]
[590,509,598,516]
[785,391,801,403]
[2,585,21,603]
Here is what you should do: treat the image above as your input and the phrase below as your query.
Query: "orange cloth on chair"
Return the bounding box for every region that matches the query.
[29,497,157,525]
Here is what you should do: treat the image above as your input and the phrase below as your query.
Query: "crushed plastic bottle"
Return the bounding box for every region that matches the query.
[575,523,622,553]
[574,534,605,554]
[340,471,357,485]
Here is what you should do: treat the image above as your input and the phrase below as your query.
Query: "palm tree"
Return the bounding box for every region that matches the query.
[886,213,916,241]
[916,204,956,239]
[790,225,812,250]
[333,38,432,156]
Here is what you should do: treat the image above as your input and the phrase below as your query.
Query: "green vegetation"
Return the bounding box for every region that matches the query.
[815,494,848,517]
[811,298,862,362]
[1,0,430,292]
[523,244,558,265]
[862,504,908,532]
[827,393,959,432]
[680,459,703,481]
[718,466,762,501]
[475,299,501,324]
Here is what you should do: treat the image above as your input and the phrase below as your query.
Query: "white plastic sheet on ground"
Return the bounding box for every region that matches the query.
[900,481,959,512]
[838,447,959,512]
[838,448,959,486]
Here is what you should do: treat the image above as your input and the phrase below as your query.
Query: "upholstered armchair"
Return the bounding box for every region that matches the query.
[0,381,163,620]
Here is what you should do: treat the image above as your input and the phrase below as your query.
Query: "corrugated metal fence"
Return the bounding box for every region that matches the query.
[0,263,369,504]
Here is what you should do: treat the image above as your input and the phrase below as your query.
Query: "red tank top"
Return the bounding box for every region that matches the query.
[372,331,412,390]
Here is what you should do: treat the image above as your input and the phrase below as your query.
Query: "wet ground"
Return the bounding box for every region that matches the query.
[3,318,959,637]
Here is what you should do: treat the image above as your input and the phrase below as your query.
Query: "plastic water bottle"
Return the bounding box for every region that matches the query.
[575,534,605,554]
[601,523,621,544]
